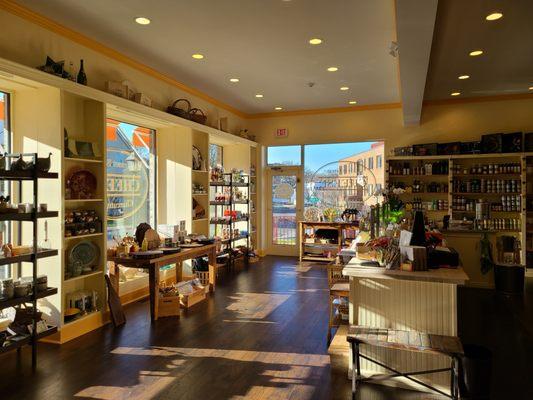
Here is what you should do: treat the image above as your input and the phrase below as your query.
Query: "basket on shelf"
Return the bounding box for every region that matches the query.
[189,108,207,125]
[166,99,191,119]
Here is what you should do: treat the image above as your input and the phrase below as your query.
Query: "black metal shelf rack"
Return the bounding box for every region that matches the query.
[0,153,59,369]
[209,173,250,267]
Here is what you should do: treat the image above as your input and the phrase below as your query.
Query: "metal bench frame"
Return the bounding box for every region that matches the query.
[350,340,460,399]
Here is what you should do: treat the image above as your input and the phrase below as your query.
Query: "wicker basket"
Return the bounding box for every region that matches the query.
[194,270,211,291]
[189,108,207,124]
[166,99,191,119]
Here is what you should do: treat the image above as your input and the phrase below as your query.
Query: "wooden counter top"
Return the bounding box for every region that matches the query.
[343,258,469,285]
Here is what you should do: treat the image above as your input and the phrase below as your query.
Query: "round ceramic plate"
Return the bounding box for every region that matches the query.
[68,169,97,199]
[69,240,100,269]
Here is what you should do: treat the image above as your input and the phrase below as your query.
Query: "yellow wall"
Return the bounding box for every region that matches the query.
[248,99,533,152]
[0,8,246,134]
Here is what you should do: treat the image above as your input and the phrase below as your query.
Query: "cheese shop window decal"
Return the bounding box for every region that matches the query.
[106,119,156,246]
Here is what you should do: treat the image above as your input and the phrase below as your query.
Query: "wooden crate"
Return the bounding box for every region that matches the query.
[180,287,206,309]
[158,296,181,318]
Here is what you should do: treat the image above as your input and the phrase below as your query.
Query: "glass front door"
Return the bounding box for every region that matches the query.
[267,167,303,256]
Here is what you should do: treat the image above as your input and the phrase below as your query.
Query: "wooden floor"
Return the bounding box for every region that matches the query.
[0,256,532,399]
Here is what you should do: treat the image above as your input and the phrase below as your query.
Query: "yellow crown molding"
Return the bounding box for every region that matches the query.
[0,0,246,118]
[423,92,533,107]
[247,102,403,119]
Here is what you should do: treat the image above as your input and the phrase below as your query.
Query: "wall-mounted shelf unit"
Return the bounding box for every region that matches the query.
[386,153,529,285]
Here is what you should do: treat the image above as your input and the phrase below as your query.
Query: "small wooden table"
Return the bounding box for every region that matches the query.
[109,244,217,321]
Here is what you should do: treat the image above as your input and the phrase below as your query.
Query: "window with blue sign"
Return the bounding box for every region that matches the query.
[106,119,156,246]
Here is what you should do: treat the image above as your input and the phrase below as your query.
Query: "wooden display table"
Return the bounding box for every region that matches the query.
[299,221,358,262]
[342,259,468,395]
[109,244,216,321]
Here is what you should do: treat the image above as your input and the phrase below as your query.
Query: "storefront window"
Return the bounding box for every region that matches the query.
[209,143,223,169]
[106,119,156,246]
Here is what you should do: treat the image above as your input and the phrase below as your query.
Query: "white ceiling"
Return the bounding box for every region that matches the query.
[425,0,533,100]
[16,0,400,114]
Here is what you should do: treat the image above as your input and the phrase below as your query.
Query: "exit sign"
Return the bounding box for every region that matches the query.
[276,128,288,138]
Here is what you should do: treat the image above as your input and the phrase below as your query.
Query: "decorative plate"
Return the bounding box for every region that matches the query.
[69,240,100,269]
[68,169,97,199]
[192,146,203,171]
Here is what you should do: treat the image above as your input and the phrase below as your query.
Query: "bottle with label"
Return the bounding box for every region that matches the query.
[77,59,87,85]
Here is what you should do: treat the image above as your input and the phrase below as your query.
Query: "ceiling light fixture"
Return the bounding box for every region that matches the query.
[255,94,264,98]
[135,17,151,25]
[486,12,503,21]
[529,87,533,90]
[275,107,283,110]
[349,101,357,105]
[340,86,349,91]
[229,78,240,83]
[469,50,483,56]
[458,75,470,80]
[192,54,204,59]
[451,92,461,96]
[309,38,323,45]
[327,67,338,72]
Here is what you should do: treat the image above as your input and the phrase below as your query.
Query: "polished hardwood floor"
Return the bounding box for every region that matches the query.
[0,256,531,399]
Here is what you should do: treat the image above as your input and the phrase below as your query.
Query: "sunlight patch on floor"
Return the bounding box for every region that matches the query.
[76,347,330,400]
[226,292,290,319]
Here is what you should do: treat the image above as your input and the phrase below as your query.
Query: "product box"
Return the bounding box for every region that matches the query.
[481,133,503,154]
[133,93,152,107]
[460,141,481,154]
[437,142,461,155]
[413,143,438,156]
[393,146,413,156]
[502,132,523,153]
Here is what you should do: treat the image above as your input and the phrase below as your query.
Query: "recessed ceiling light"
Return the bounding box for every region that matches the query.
[229,78,240,83]
[458,75,470,80]
[469,50,483,56]
[192,54,204,59]
[309,38,323,45]
[274,107,283,110]
[135,17,151,25]
[348,101,357,105]
[529,87,533,90]
[327,67,338,72]
[255,94,264,98]
[451,92,461,96]
[340,86,349,91]
[486,12,503,21]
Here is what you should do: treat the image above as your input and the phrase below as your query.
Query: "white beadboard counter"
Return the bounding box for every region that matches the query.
[342,259,469,395]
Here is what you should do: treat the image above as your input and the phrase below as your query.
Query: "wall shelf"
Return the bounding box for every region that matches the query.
[64,232,104,241]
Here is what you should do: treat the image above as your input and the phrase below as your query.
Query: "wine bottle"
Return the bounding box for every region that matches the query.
[77,59,87,85]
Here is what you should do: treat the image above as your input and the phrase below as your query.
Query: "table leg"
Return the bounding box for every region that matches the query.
[149,266,160,321]
[175,261,183,283]
[208,248,216,292]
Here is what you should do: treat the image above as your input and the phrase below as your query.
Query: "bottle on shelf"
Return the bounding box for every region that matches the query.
[77,59,87,85]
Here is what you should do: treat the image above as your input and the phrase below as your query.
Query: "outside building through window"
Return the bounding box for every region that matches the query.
[106,119,156,246]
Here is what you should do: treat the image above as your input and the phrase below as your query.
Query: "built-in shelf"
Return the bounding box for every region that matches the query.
[64,270,103,284]
[450,192,520,196]
[64,232,104,241]
[64,157,103,163]
[0,287,58,310]
[0,211,58,221]
[0,249,58,266]
[63,310,100,326]
[0,325,57,355]
[388,174,448,178]
[65,198,104,203]
[192,192,208,196]
[192,170,208,173]
[192,218,207,222]
[210,201,231,206]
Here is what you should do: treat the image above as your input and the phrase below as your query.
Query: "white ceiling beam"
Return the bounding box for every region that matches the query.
[395,0,439,126]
